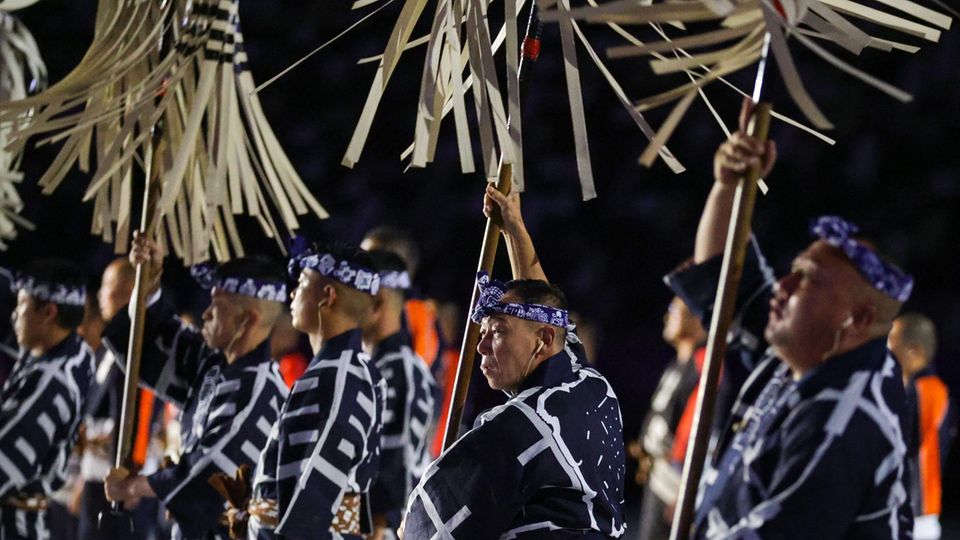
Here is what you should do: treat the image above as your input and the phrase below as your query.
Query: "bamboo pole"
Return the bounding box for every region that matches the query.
[105,141,163,517]
[669,103,772,540]
[441,162,512,450]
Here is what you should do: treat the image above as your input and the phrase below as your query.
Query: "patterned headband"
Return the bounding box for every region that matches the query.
[809,216,913,302]
[11,273,86,307]
[379,270,411,290]
[470,272,574,334]
[190,264,288,303]
[288,250,380,296]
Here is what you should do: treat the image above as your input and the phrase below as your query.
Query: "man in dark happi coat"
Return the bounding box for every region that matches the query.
[669,99,914,539]
[248,241,384,540]
[401,187,626,538]
[0,260,95,539]
[362,250,436,538]
[103,235,289,540]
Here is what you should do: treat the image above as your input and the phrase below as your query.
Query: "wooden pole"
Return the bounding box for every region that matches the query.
[441,162,512,450]
[669,103,772,540]
[108,142,163,515]
[440,3,541,451]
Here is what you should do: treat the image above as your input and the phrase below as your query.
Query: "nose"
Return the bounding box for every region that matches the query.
[477,330,493,356]
[201,305,212,321]
[774,272,799,298]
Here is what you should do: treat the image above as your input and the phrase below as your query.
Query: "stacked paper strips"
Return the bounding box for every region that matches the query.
[537,0,952,165]
[342,0,953,199]
[344,0,645,200]
[0,0,328,264]
[0,8,45,249]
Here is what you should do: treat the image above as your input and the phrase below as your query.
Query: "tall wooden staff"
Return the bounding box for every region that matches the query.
[103,138,164,519]
[669,34,773,540]
[442,3,542,450]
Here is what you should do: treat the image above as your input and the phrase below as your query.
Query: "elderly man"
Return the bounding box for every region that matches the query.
[103,235,289,540]
[888,313,956,540]
[362,250,436,538]
[247,241,384,540]
[0,259,95,539]
[401,187,626,538]
[667,99,914,539]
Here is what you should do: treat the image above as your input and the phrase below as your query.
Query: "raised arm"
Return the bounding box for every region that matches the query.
[695,99,778,263]
[483,185,547,282]
[101,233,205,405]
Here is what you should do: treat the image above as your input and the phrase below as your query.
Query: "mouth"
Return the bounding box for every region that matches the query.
[480,357,497,374]
[768,298,784,323]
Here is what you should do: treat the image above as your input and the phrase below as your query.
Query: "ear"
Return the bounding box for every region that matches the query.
[539,326,558,349]
[851,302,878,333]
[39,302,59,326]
[244,308,262,330]
[322,284,338,308]
[372,290,387,313]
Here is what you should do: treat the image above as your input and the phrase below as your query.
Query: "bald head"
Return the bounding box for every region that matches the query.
[98,258,135,321]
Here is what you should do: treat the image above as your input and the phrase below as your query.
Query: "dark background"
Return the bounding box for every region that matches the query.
[6,0,959,534]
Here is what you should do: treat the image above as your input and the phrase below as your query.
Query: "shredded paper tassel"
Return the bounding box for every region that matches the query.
[0,8,45,249]
[0,0,327,264]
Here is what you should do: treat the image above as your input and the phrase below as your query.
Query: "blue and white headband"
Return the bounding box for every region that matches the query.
[288,251,380,296]
[471,272,574,334]
[190,264,288,302]
[809,216,913,302]
[11,273,86,307]
[379,270,411,290]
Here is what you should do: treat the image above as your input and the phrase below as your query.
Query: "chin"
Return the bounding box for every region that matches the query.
[483,374,503,391]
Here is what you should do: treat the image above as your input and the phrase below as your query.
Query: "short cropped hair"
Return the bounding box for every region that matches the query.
[896,312,938,361]
[504,279,569,311]
[363,226,420,278]
[367,249,408,275]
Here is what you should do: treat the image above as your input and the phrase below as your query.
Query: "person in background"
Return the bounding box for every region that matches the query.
[888,312,957,540]
[72,258,162,540]
[631,296,705,540]
[0,259,95,539]
[104,238,289,540]
[361,226,442,369]
[247,241,384,539]
[362,250,437,539]
[270,312,310,388]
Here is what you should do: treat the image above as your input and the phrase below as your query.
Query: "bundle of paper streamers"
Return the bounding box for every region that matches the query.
[0,2,46,249]
[341,0,950,200]
[0,0,327,264]
[541,0,953,167]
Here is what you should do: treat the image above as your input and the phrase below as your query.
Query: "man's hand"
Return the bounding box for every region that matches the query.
[104,466,132,504]
[129,231,164,295]
[67,480,84,516]
[483,185,525,238]
[714,98,777,187]
[104,467,153,508]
